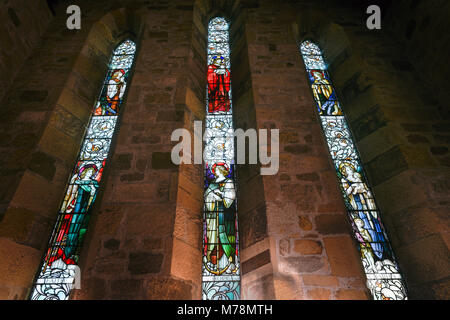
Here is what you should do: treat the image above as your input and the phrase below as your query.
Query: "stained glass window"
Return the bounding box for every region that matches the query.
[30,40,137,300]
[300,40,407,300]
[202,17,240,300]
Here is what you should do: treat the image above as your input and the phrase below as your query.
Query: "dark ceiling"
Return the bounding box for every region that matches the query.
[45,0,396,16]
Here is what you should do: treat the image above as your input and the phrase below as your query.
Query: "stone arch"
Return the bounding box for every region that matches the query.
[289,11,372,299]
[238,6,371,300]
[292,7,449,299]
[62,7,146,300]
[0,4,144,299]
[168,0,271,299]
[72,3,202,299]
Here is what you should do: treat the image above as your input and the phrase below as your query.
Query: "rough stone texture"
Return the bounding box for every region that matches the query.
[307,288,331,300]
[242,250,271,274]
[245,274,276,300]
[145,277,193,300]
[0,238,41,299]
[302,275,339,287]
[128,252,164,275]
[335,289,368,300]
[0,0,448,300]
[323,236,364,277]
[314,214,349,235]
[0,0,53,103]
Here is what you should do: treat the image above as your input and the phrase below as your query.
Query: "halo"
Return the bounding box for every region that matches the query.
[112,68,125,76]
[211,162,229,176]
[339,161,355,175]
[212,55,224,61]
[310,70,324,78]
[78,163,98,178]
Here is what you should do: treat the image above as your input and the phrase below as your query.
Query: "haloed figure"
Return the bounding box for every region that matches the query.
[204,163,237,275]
[95,69,126,115]
[207,56,231,113]
[47,163,100,266]
[63,163,99,214]
[310,70,341,116]
[339,162,385,259]
[36,163,102,300]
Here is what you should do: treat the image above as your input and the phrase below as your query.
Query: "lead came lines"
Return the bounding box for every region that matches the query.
[202,17,241,300]
[300,40,407,300]
[30,40,137,300]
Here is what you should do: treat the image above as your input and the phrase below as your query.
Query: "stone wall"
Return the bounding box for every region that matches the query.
[241,1,370,300]
[0,0,448,300]
[0,1,95,299]
[0,0,53,103]
[380,0,450,299]
[68,2,199,299]
[291,0,450,299]
[387,0,450,120]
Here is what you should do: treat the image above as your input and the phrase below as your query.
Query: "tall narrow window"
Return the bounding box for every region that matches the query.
[300,40,407,300]
[202,17,240,300]
[30,40,137,300]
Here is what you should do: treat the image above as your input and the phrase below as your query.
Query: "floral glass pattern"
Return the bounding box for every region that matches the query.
[300,40,408,300]
[30,40,137,300]
[202,17,240,300]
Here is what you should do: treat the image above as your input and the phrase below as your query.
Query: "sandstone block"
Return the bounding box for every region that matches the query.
[128,252,164,275]
[323,236,363,277]
[293,240,322,255]
[315,214,349,235]
[146,277,192,299]
[335,289,368,300]
[307,288,331,300]
[0,238,41,289]
[302,275,339,287]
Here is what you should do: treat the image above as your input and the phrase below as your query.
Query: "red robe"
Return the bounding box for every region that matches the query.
[95,77,123,116]
[207,64,231,113]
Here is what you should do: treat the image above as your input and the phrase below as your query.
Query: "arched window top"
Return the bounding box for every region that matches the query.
[300,40,327,70]
[207,17,231,70]
[30,38,137,301]
[208,16,229,30]
[202,16,240,300]
[300,40,321,55]
[110,39,137,69]
[114,39,136,54]
[299,39,408,300]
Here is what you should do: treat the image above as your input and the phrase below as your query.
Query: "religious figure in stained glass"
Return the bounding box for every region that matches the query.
[31,40,136,300]
[62,162,101,214]
[202,17,240,300]
[207,55,231,113]
[339,162,385,259]
[300,40,407,300]
[309,70,342,116]
[94,68,127,116]
[204,162,237,275]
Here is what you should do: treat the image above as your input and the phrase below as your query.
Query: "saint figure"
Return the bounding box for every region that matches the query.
[207,56,231,113]
[339,162,385,259]
[310,70,342,116]
[95,69,126,115]
[43,163,100,269]
[204,162,237,275]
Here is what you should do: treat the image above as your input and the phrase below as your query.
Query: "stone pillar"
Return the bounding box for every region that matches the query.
[73,4,199,300]
[242,1,369,300]
[300,1,450,299]
[0,0,53,103]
